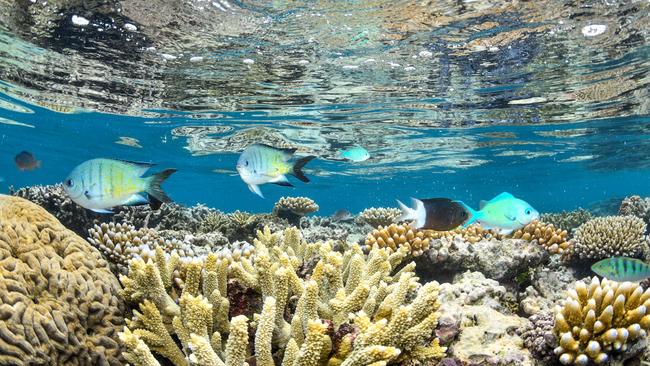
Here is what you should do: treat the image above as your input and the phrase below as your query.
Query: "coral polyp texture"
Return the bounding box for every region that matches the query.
[119,226,446,365]
[553,277,650,365]
[428,224,496,244]
[358,207,402,228]
[0,195,126,366]
[364,223,432,256]
[572,216,647,260]
[510,220,570,255]
[273,196,319,225]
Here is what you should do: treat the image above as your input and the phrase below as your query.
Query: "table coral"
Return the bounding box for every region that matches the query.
[553,277,650,365]
[572,216,647,260]
[364,223,432,256]
[273,196,320,225]
[357,207,402,228]
[510,220,571,255]
[0,195,126,366]
[119,226,446,365]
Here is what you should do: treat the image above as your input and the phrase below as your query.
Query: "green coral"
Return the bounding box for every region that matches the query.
[119,226,445,365]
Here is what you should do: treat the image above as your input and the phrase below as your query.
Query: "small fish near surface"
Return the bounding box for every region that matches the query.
[456,192,539,235]
[397,197,470,231]
[591,257,650,282]
[236,143,316,198]
[15,150,41,171]
[63,158,177,213]
[339,146,370,162]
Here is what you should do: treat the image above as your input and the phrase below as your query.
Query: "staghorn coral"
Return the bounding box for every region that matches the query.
[572,216,647,260]
[510,220,570,255]
[541,209,594,233]
[519,312,557,364]
[553,277,650,365]
[119,226,446,365]
[273,196,319,225]
[364,223,432,256]
[357,207,402,228]
[0,195,126,366]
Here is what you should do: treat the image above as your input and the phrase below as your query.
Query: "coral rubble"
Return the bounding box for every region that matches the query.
[358,207,402,228]
[119,226,446,365]
[572,216,647,260]
[0,195,126,366]
[553,277,650,365]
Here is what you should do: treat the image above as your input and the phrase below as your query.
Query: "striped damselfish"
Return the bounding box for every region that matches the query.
[63,158,176,213]
[591,257,650,282]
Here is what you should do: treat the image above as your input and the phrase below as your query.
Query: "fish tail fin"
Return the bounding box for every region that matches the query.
[292,156,316,183]
[146,169,177,205]
[397,198,426,229]
[455,200,481,227]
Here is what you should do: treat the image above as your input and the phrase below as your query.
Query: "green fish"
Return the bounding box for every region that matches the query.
[591,257,650,282]
[456,192,539,235]
[63,158,177,213]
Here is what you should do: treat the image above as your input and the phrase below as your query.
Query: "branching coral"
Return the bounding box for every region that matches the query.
[553,277,650,365]
[519,312,557,364]
[541,209,594,233]
[510,220,570,255]
[0,195,126,366]
[273,197,319,225]
[358,207,402,228]
[119,226,446,365]
[428,224,496,244]
[199,210,289,242]
[364,223,432,256]
[572,216,647,260]
[619,196,650,229]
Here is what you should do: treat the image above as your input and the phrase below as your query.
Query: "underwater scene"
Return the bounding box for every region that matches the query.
[1,0,650,365]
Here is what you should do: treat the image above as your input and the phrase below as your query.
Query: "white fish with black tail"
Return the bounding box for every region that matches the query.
[236,143,316,198]
[456,192,539,235]
[63,158,177,213]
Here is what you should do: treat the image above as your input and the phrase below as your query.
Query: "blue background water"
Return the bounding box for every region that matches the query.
[2,90,649,215]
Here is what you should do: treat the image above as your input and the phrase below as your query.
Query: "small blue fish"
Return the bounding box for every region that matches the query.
[591,257,650,282]
[339,146,370,162]
[456,192,539,235]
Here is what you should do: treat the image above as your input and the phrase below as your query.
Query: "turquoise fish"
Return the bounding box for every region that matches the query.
[456,192,539,235]
[63,158,176,213]
[591,257,650,282]
[236,144,316,198]
[339,146,370,162]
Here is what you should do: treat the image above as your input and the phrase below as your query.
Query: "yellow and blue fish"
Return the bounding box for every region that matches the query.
[236,144,315,198]
[63,158,176,213]
[591,257,650,282]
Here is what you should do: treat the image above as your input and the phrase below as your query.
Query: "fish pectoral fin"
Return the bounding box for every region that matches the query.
[270,175,294,187]
[90,208,113,214]
[124,193,150,206]
[248,184,264,198]
[272,181,294,187]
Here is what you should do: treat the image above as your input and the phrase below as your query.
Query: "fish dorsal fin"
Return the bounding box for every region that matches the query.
[479,200,488,209]
[116,159,155,176]
[491,192,515,202]
[254,143,297,160]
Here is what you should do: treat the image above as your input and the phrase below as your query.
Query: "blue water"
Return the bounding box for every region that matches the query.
[2,90,649,215]
[1,1,650,216]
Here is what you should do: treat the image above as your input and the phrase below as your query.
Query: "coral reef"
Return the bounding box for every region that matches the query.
[419,236,548,282]
[572,216,647,260]
[519,257,584,316]
[357,207,402,228]
[112,203,217,232]
[119,226,446,365]
[364,223,432,256]
[540,209,594,233]
[437,271,533,365]
[427,224,497,244]
[619,196,650,229]
[519,312,557,364]
[510,220,571,255]
[199,210,289,242]
[553,277,650,365]
[273,196,319,225]
[0,195,126,366]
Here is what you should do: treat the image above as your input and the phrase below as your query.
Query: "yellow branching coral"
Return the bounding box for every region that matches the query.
[119,226,446,365]
[572,216,647,260]
[510,220,570,255]
[358,207,402,228]
[553,277,650,365]
[364,223,431,256]
[427,224,496,244]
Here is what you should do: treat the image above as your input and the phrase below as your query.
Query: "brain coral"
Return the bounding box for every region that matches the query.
[572,216,647,260]
[0,195,126,366]
[553,277,650,365]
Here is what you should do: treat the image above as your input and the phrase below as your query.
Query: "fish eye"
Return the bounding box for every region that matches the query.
[66,179,74,187]
[525,209,531,215]
[245,160,249,166]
